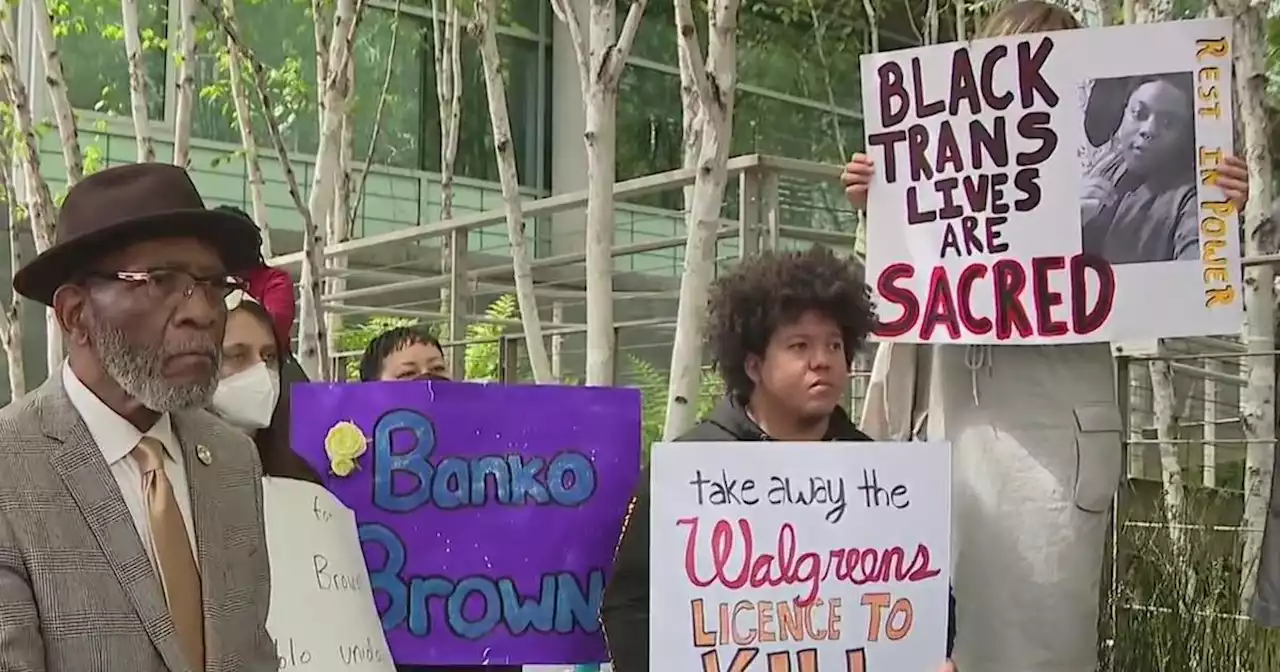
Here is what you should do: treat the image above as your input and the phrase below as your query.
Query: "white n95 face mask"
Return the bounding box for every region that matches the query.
[212,362,280,431]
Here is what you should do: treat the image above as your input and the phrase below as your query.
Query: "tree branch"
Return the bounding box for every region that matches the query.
[349,0,403,232]
[549,0,590,88]
[673,0,711,107]
[608,0,650,81]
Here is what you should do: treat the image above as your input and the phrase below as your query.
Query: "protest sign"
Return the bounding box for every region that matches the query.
[292,381,642,666]
[648,441,951,671]
[861,19,1241,344]
[263,477,395,672]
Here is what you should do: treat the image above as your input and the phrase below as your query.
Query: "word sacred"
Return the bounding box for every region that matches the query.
[697,646,872,672]
[875,255,1116,340]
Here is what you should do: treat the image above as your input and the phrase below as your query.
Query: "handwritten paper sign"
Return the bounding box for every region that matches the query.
[861,19,1241,344]
[291,381,642,666]
[649,442,951,671]
[262,477,394,672]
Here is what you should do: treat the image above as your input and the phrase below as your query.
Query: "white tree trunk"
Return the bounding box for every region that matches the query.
[0,147,25,399]
[432,0,463,321]
[172,0,198,168]
[222,0,271,256]
[121,0,155,162]
[662,0,740,440]
[312,0,332,130]
[0,11,61,375]
[549,0,649,386]
[30,4,83,184]
[325,55,356,362]
[301,0,361,380]
[1149,357,1187,542]
[1212,0,1275,612]
[475,0,553,384]
[201,0,320,369]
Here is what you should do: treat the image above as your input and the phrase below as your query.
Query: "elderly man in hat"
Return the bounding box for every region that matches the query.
[0,163,276,671]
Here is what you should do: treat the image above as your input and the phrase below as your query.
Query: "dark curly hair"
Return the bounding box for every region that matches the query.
[707,246,874,399]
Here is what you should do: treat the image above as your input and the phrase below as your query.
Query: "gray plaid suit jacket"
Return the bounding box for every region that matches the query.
[0,373,276,671]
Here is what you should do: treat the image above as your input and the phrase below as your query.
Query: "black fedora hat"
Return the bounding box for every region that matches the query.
[13,162,264,306]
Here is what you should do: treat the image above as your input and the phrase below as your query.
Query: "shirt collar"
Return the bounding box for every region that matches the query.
[61,364,182,467]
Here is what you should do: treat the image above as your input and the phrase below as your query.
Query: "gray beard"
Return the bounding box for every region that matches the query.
[87,308,219,413]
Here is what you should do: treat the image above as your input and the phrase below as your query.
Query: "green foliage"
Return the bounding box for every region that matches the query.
[1102,486,1280,670]
[464,293,518,382]
[332,294,519,383]
[627,354,724,456]
[335,315,421,381]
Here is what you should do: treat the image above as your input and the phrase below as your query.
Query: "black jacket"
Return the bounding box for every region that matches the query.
[600,396,957,671]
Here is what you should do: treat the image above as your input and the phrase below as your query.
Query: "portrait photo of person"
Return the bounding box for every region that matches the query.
[1078,72,1197,265]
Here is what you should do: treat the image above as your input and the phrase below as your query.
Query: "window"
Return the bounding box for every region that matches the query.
[191,2,424,170]
[737,3,863,111]
[616,66,681,210]
[191,0,320,153]
[60,0,167,119]
[352,10,425,169]
[421,30,547,187]
[733,92,858,165]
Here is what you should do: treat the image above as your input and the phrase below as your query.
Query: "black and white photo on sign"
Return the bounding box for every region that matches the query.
[1078,72,1197,266]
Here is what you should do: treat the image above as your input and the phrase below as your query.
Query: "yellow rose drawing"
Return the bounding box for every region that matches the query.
[324,421,368,478]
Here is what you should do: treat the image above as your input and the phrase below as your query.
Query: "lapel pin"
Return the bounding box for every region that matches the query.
[196,445,213,466]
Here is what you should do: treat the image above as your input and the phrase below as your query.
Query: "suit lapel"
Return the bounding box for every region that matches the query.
[171,411,225,672]
[38,374,190,672]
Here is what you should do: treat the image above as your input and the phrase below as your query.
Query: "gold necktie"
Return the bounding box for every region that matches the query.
[133,437,205,672]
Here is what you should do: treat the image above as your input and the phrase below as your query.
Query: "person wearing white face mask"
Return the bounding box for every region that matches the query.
[214,292,320,483]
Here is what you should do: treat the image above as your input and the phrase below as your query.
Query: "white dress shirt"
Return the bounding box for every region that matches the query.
[62,364,199,565]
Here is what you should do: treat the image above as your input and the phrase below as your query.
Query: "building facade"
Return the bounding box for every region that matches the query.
[2,0,925,395]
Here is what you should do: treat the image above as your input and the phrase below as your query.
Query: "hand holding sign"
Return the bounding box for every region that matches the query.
[263,477,394,672]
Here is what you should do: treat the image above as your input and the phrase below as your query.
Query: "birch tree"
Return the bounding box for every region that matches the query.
[324,51,356,358]
[0,134,25,398]
[1210,0,1276,612]
[220,0,272,256]
[172,0,199,167]
[549,0,649,386]
[473,0,553,383]
[662,0,741,440]
[121,0,156,162]
[0,8,60,376]
[201,0,326,376]
[431,0,464,325]
[30,4,82,185]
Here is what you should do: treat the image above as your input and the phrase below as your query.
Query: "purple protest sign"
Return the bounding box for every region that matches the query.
[291,381,641,666]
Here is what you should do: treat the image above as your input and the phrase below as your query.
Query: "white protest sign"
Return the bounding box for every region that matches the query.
[649,442,951,671]
[861,19,1241,344]
[263,477,395,672]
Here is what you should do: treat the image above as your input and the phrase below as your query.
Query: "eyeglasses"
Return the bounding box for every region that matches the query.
[87,269,249,304]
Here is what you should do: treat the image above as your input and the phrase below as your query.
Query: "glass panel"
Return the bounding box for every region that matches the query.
[616,66,681,210]
[60,0,168,119]
[353,10,425,169]
[422,31,547,186]
[737,3,863,110]
[733,92,860,165]
[623,0,706,67]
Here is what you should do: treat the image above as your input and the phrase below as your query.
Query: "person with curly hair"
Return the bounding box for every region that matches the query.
[601,246,957,672]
